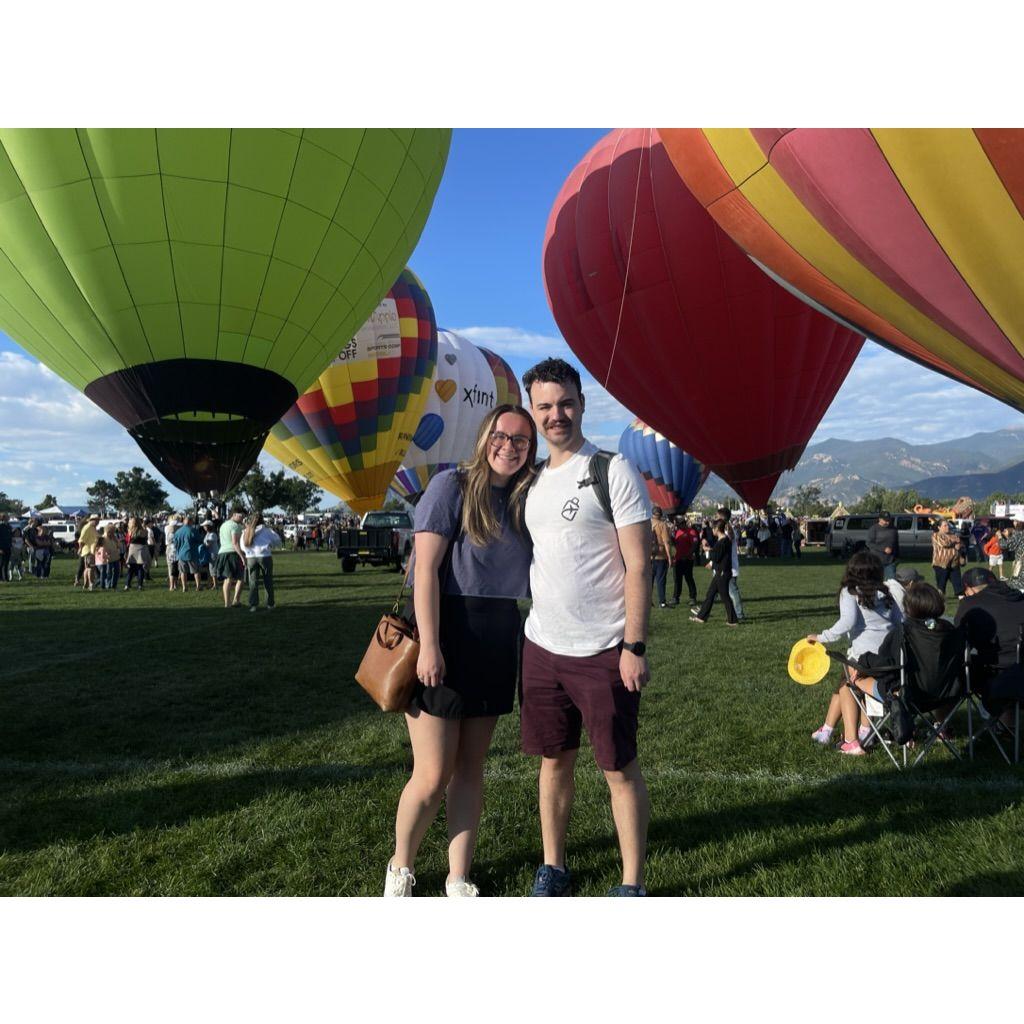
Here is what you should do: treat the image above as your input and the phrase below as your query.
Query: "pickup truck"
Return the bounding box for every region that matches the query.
[337,511,414,573]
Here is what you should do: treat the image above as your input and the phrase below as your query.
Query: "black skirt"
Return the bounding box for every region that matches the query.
[409,595,522,719]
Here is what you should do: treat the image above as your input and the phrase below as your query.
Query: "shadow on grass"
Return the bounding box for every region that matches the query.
[0,599,387,763]
[466,764,1024,897]
[0,762,407,855]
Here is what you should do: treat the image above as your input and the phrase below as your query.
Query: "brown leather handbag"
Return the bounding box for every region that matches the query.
[354,535,455,712]
[354,601,421,712]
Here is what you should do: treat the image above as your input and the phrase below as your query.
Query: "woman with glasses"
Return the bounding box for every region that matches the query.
[384,404,537,898]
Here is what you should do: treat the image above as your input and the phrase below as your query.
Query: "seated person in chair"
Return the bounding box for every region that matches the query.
[955,566,1024,728]
[842,584,957,743]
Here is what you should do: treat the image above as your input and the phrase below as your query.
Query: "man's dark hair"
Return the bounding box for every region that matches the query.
[717,506,732,522]
[522,358,583,403]
[903,582,945,621]
[230,505,246,516]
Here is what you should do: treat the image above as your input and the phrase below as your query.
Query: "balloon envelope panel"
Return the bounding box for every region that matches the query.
[0,128,451,493]
[657,128,1024,411]
[543,128,864,508]
[264,268,438,513]
[619,419,707,512]
[391,331,522,501]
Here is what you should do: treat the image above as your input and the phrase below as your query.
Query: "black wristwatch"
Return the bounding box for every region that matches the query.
[622,640,647,657]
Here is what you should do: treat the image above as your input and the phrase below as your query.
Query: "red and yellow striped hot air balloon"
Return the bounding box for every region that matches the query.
[658,128,1024,411]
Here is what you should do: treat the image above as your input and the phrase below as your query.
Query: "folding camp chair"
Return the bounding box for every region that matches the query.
[968,625,1024,765]
[843,620,972,769]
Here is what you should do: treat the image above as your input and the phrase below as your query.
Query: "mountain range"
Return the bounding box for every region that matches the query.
[697,425,1024,504]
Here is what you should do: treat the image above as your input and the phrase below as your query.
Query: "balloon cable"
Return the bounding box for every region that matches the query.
[603,127,648,390]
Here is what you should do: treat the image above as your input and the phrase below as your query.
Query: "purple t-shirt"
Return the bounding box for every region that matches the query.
[411,469,531,598]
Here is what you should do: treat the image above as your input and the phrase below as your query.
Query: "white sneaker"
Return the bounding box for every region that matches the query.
[383,861,415,897]
[445,877,479,897]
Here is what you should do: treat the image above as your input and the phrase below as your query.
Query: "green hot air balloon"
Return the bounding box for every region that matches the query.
[0,128,451,495]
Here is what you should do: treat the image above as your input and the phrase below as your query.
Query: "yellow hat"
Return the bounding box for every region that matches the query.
[788,639,830,685]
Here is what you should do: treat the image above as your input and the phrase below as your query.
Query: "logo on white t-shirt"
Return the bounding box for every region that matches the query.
[561,497,580,521]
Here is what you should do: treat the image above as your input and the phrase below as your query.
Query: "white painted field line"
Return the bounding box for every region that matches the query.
[1,758,1021,793]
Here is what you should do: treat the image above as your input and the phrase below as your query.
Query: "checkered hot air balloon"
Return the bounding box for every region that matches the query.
[263,269,437,514]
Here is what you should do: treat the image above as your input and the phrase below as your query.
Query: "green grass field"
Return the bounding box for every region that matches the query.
[1,548,1022,896]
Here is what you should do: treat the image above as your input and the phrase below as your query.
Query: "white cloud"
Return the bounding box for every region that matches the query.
[0,350,195,507]
[810,341,1022,445]
[449,326,571,359]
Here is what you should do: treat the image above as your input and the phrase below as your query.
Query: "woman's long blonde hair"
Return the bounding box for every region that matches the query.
[458,404,537,547]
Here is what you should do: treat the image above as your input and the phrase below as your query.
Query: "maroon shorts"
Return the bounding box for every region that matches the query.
[520,637,640,772]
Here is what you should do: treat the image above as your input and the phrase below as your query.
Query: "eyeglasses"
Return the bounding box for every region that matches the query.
[489,430,531,452]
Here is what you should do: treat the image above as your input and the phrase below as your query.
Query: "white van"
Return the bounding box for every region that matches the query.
[45,520,79,550]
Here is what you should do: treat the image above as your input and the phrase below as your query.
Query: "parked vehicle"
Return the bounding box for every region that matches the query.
[827,511,947,560]
[803,518,830,546]
[45,520,79,550]
[337,511,414,573]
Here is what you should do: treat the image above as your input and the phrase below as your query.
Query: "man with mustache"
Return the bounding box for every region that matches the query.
[520,358,653,897]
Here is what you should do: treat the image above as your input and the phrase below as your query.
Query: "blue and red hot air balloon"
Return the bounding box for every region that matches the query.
[619,420,707,513]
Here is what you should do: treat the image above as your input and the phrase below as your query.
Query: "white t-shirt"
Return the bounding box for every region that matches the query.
[242,526,282,558]
[164,522,177,560]
[525,440,652,657]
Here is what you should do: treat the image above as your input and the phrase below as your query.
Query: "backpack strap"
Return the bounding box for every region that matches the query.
[579,451,615,525]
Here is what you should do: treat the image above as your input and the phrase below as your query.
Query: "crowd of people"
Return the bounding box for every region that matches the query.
[0,509,284,611]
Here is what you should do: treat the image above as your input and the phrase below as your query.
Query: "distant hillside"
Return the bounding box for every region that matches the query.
[912,458,1024,500]
[695,425,1024,504]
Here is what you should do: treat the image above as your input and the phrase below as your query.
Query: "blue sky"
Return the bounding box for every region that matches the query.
[1,128,1021,510]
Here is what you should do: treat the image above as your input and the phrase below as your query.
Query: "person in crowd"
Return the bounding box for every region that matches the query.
[780,516,794,558]
[9,527,25,580]
[123,517,151,590]
[517,358,652,898]
[30,520,53,578]
[385,404,537,898]
[720,507,745,621]
[805,550,902,755]
[91,527,107,589]
[145,519,157,578]
[755,518,770,558]
[241,512,283,611]
[172,515,205,592]
[216,508,247,608]
[670,515,699,608]
[792,518,803,559]
[932,518,964,598]
[884,564,923,614]
[101,522,123,591]
[74,513,101,588]
[866,512,899,580]
[1004,521,1024,589]
[984,527,1008,581]
[955,566,1024,730]
[971,518,990,564]
[742,519,755,557]
[0,513,11,582]
[650,506,673,608]
[164,514,179,591]
[198,520,219,590]
[690,520,738,625]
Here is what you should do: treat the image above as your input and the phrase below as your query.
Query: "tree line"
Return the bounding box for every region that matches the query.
[0,465,325,520]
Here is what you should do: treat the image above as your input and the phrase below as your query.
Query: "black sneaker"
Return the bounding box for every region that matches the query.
[607,884,647,896]
[530,864,572,897]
